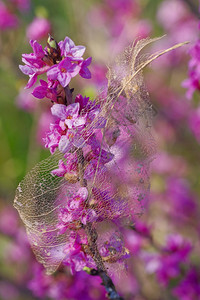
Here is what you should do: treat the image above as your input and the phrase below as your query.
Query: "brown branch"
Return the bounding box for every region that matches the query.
[76,148,124,300]
[64,85,74,105]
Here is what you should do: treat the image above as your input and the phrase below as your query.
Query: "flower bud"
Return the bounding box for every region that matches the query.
[46,34,61,62]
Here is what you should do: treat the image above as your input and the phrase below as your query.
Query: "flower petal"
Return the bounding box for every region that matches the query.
[51,104,67,120]
[25,73,38,89]
[59,135,72,153]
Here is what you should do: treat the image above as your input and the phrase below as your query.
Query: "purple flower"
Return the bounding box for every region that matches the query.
[57,187,88,233]
[19,40,49,89]
[49,102,87,153]
[59,37,86,59]
[142,234,192,286]
[47,57,81,87]
[157,0,188,30]
[0,207,18,236]
[32,79,57,102]
[28,264,52,298]
[44,122,63,154]
[20,36,92,98]
[79,57,92,79]
[167,177,197,220]
[183,37,200,99]
[100,231,130,262]
[182,71,200,100]
[173,267,200,300]
[51,160,68,177]
[63,232,95,274]
[51,103,80,125]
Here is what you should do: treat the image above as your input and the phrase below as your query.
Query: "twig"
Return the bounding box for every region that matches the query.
[76,148,124,300]
[64,85,74,105]
[89,269,124,300]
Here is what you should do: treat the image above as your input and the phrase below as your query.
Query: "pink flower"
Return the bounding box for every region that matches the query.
[63,232,95,274]
[26,17,51,40]
[57,187,88,232]
[44,122,63,154]
[157,0,188,30]
[173,267,200,300]
[32,79,57,102]
[182,71,200,100]
[16,87,37,112]
[47,58,81,87]
[48,102,88,153]
[143,234,192,286]
[79,57,92,79]
[51,160,68,177]
[59,37,86,59]
[19,36,92,100]
[0,1,18,30]
[19,40,49,89]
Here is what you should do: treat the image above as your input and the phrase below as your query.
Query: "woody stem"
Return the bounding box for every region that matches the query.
[76,148,124,300]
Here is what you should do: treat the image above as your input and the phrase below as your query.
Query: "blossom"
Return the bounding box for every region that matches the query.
[157,0,188,30]
[142,234,192,286]
[49,102,87,153]
[19,36,92,98]
[47,58,81,87]
[166,177,197,220]
[182,73,200,100]
[63,232,95,274]
[28,264,52,298]
[44,122,63,154]
[16,87,37,112]
[26,17,51,40]
[100,231,130,262]
[19,40,48,89]
[51,160,68,177]
[45,97,108,155]
[173,267,200,300]
[59,36,86,59]
[32,79,57,102]
[51,103,81,126]
[0,1,18,30]
[57,187,88,229]
[79,57,92,79]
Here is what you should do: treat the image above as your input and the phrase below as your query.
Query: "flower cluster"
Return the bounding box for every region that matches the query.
[19,36,92,103]
[57,187,97,233]
[62,232,96,274]
[45,94,109,160]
